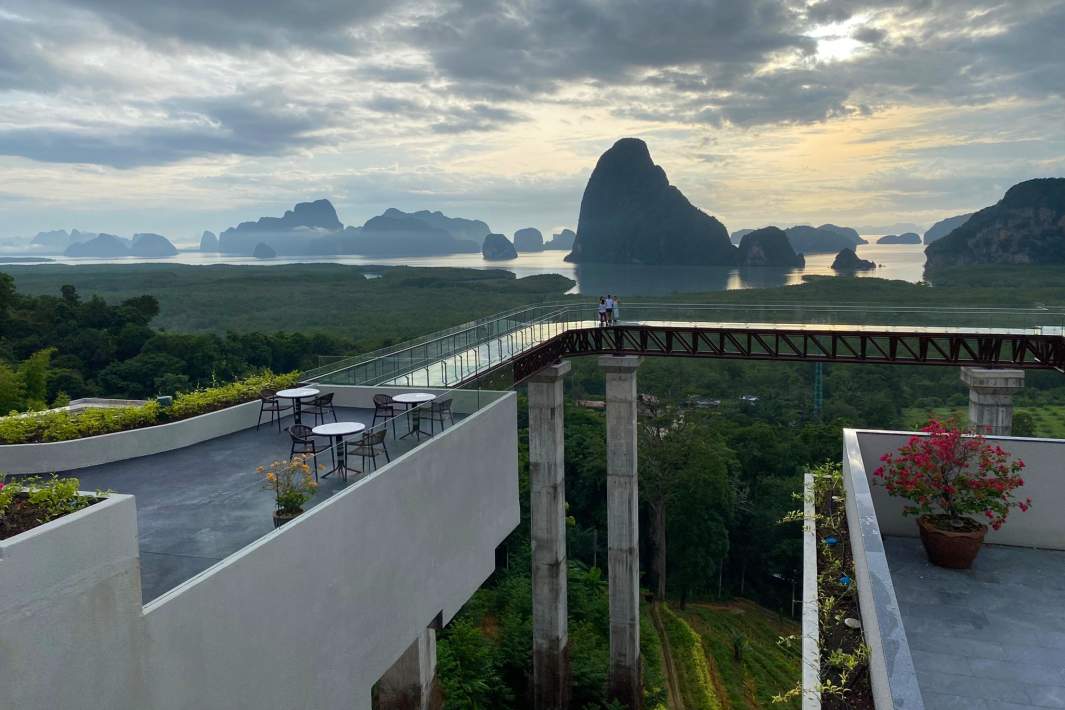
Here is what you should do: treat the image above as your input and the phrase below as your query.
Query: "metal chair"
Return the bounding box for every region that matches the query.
[372,394,398,437]
[428,398,454,434]
[348,429,390,472]
[307,392,337,426]
[257,388,292,432]
[287,424,328,480]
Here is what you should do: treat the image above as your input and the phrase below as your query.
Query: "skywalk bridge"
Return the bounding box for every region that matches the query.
[302,302,1065,389]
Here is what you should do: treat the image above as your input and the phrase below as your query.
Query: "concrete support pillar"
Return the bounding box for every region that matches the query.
[528,361,572,709]
[600,355,642,708]
[960,368,1025,435]
[377,627,440,710]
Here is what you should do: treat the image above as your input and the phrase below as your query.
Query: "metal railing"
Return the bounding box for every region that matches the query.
[304,301,1065,388]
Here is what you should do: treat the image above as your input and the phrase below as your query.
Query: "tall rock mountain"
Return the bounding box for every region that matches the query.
[925,179,1065,269]
[730,228,755,245]
[252,242,277,259]
[737,227,805,267]
[29,229,96,253]
[544,229,576,250]
[923,213,973,244]
[321,213,480,257]
[200,231,219,251]
[566,138,735,266]
[129,233,178,257]
[818,224,864,243]
[381,208,491,242]
[514,227,544,252]
[219,199,343,255]
[64,234,130,258]
[877,232,921,244]
[482,233,517,260]
[785,225,866,254]
[832,248,876,271]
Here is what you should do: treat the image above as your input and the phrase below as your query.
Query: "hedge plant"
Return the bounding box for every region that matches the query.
[0,371,299,444]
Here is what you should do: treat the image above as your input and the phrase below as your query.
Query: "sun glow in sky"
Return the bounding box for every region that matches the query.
[0,0,1062,242]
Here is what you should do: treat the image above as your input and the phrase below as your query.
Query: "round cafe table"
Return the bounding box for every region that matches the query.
[392,392,437,440]
[312,421,366,481]
[276,387,320,426]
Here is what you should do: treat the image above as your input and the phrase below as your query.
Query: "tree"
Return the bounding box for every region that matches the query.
[18,348,54,410]
[1013,411,1035,437]
[640,403,736,602]
[0,362,23,413]
[437,619,503,709]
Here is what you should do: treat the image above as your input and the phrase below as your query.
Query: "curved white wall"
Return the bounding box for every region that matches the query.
[0,385,507,475]
[0,392,519,710]
[0,401,261,475]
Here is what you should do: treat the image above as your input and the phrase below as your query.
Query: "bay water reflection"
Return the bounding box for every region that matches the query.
[10,242,926,296]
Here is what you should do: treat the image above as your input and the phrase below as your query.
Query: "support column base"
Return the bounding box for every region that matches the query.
[377,628,441,710]
[607,663,642,709]
[533,642,571,709]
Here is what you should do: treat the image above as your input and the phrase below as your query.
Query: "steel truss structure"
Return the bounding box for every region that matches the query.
[507,325,1065,385]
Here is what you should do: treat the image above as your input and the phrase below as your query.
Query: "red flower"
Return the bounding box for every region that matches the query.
[874,419,1030,529]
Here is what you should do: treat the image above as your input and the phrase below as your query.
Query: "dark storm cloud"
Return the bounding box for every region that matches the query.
[852,26,886,44]
[52,0,398,50]
[1,0,1062,167]
[405,0,813,97]
[0,91,338,168]
[364,94,525,133]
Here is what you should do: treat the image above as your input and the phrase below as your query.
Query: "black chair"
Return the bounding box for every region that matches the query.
[288,424,328,480]
[257,388,292,432]
[348,429,390,472]
[428,398,454,434]
[372,394,398,437]
[306,392,338,426]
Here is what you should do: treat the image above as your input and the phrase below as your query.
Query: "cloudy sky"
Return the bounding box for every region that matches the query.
[0,0,1063,244]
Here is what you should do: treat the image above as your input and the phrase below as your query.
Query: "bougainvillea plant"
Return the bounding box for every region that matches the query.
[874,419,1030,531]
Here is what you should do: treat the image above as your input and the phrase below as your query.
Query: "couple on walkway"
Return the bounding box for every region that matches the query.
[597,294,620,326]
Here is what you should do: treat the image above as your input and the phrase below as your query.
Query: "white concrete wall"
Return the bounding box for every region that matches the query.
[0,494,145,710]
[0,392,519,710]
[854,430,1065,549]
[0,385,507,475]
[0,401,262,474]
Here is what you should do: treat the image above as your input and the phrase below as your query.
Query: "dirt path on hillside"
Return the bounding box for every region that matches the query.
[651,602,684,710]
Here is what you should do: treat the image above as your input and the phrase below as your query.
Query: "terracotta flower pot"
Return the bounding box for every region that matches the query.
[917,516,987,569]
[273,509,302,528]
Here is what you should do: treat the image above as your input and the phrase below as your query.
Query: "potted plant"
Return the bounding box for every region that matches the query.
[257,455,318,528]
[874,419,1030,569]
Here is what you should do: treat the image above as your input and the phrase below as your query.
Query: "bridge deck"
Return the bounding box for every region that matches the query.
[304,304,1065,389]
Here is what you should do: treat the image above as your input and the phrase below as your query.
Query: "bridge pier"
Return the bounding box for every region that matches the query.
[528,361,572,709]
[960,367,1024,435]
[600,355,643,708]
[377,626,440,710]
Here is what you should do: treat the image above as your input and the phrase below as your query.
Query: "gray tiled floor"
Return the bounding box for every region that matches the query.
[885,536,1065,710]
[68,407,447,603]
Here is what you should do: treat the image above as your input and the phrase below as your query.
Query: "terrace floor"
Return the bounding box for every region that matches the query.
[886,536,1065,710]
[68,407,453,603]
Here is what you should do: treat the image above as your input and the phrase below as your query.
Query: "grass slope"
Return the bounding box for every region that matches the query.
[663,599,799,710]
[903,405,1065,438]
[660,604,721,710]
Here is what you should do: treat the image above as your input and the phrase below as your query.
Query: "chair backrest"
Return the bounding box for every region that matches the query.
[314,392,334,406]
[260,388,278,401]
[434,398,452,413]
[362,429,386,447]
[373,394,394,408]
[288,424,313,441]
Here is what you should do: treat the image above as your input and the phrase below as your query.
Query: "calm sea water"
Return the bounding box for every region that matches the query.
[13,241,926,296]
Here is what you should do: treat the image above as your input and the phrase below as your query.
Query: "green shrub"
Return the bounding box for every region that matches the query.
[661,604,722,710]
[0,474,100,539]
[0,371,299,444]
